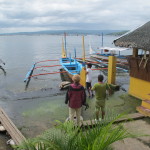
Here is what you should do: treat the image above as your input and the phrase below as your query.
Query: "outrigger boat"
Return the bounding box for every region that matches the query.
[24,36,86,89]
[60,57,82,75]
[93,58,128,75]
[89,46,130,70]
[59,37,83,80]
[90,46,130,59]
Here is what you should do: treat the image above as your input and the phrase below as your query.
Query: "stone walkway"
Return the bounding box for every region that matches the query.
[112,118,150,150]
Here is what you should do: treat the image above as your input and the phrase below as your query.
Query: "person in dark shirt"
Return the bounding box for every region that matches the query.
[65,74,89,126]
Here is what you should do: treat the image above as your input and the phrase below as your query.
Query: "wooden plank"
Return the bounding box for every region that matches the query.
[0,107,26,145]
[82,113,145,127]
[115,113,145,123]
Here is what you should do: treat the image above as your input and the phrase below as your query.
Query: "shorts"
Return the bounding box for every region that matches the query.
[95,100,105,112]
[86,82,91,90]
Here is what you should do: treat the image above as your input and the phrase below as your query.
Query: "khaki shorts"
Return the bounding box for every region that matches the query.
[95,100,105,112]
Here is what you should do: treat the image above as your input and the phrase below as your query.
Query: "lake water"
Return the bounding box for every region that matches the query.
[0,35,137,138]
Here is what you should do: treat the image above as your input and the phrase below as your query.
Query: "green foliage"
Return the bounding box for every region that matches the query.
[15,113,146,150]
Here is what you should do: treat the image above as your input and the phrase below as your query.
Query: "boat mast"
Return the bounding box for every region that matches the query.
[64,32,67,57]
[82,36,85,62]
[62,38,67,58]
[101,32,104,54]
[101,32,103,47]
[74,48,76,58]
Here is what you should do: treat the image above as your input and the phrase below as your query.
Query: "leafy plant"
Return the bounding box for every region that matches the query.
[15,113,146,150]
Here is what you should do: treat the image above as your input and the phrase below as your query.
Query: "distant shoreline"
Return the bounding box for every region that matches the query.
[0,30,128,36]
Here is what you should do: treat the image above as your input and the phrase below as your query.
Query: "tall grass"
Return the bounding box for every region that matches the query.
[15,113,145,150]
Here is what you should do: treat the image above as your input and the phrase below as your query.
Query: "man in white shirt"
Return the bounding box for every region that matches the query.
[86,63,94,98]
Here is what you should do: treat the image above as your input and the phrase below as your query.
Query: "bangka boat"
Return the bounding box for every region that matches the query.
[90,46,130,70]
[24,36,86,89]
[60,57,82,76]
[90,46,130,58]
[59,36,83,80]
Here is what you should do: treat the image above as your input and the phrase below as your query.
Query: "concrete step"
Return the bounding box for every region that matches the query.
[136,106,150,117]
[142,99,150,109]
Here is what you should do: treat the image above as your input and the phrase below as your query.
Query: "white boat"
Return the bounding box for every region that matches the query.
[90,46,130,70]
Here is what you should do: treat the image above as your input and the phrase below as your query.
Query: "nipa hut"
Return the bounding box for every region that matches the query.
[114,21,150,117]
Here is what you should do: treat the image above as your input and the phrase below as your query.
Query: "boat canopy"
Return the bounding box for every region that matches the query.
[98,47,130,52]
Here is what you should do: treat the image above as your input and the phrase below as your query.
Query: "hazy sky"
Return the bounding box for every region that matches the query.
[0,0,150,33]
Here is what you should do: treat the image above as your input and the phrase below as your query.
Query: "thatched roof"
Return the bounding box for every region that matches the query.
[114,21,150,51]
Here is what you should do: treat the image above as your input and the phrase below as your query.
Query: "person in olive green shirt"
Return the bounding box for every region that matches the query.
[91,74,119,120]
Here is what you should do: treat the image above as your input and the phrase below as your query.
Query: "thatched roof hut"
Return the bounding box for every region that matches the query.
[114,21,150,51]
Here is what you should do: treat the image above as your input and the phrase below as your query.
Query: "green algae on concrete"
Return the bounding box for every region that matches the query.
[19,95,68,138]
[18,92,142,138]
[82,93,141,120]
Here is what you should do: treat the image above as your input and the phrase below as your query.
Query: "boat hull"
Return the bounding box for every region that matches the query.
[60,57,82,76]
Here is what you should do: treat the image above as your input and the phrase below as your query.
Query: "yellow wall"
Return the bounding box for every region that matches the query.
[129,77,150,100]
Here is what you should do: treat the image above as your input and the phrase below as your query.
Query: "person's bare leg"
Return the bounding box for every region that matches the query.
[102,111,105,119]
[101,106,105,119]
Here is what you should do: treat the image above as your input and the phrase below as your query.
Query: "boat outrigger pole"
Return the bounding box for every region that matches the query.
[24,63,36,89]
[0,59,6,76]
[0,65,6,76]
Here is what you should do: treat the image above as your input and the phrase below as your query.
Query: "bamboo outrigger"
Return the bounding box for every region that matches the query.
[0,59,6,75]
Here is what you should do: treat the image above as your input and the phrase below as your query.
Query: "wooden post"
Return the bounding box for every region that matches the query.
[82,36,85,62]
[80,36,86,87]
[133,48,138,57]
[108,56,116,84]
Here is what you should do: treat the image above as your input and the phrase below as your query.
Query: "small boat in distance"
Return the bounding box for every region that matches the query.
[89,46,130,70]
[90,46,130,58]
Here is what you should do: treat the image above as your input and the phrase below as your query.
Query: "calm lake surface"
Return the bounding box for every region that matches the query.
[0,35,137,138]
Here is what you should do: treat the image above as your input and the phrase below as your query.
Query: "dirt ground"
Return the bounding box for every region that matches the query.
[112,117,150,150]
[0,133,12,150]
